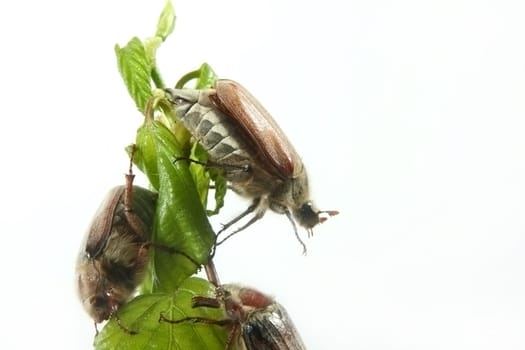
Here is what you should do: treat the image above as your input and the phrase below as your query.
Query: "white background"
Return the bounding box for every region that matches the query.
[0,0,524,349]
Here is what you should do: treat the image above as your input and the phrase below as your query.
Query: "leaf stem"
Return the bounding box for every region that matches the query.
[151,67,165,88]
[175,69,201,88]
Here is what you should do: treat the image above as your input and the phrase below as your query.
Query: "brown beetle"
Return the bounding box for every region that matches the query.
[76,170,157,330]
[76,154,199,332]
[160,284,307,350]
[165,80,338,253]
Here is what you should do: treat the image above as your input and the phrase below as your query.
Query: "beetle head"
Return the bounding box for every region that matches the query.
[164,88,214,116]
[77,259,129,323]
[292,201,321,230]
[293,201,339,235]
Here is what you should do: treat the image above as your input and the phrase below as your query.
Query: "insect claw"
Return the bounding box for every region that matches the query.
[115,314,138,335]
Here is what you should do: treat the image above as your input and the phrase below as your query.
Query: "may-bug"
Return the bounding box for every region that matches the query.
[160,284,307,350]
[76,153,198,331]
[76,172,156,328]
[165,79,338,253]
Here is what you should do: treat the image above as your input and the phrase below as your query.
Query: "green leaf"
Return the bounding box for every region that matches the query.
[188,144,226,216]
[134,119,216,292]
[194,63,218,89]
[143,36,163,66]
[143,0,176,89]
[94,277,226,350]
[115,37,152,113]
[174,63,218,89]
[155,0,176,40]
[188,143,211,207]
[207,168,227,216]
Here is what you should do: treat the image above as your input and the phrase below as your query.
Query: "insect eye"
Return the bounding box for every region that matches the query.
[91,296,108,308]
[164,89,189,105]
[176,97,189,105]
[167,96,186,105]
[293,202,320,229]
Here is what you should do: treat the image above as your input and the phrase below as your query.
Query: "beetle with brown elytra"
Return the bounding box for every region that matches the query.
[165,79,338,254]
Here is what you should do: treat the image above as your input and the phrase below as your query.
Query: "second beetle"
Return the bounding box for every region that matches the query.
[165,79,337,252]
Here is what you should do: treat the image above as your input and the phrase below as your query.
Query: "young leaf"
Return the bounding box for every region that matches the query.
[94,277,226,350]
[155,0,176,40]
[115,37,152,113]
[143,0,176,89]
[194,63,218,89]
[188,144,226,216]
[207,168,227,216]
[175,62,217,89]
[134,118,216,292]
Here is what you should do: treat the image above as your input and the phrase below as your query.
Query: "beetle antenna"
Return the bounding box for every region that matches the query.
[317,209,339,224]
[319,209,339,216]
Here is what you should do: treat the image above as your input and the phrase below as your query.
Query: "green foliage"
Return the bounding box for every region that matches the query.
[115,37,152,113]
[155,0,176,40]
[98,1,229,349]
[94,278,226,350]
[134,118,215,292]
[175,63,217,89]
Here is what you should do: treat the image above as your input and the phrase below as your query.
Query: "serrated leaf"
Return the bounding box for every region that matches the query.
[94,277,226,350]
[115,37,152,113]
[155,0,176,40]
[134,119,216,292]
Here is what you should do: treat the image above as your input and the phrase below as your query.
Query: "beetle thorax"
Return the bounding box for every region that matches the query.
[268,166,309,210]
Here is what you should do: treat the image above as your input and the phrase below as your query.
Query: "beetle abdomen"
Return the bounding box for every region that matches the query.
[175,90,256,180]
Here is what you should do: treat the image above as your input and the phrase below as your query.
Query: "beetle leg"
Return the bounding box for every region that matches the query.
[174,156,249,174]
[123,173,135,211]
[159,313,233,327]
[191,296,221,309]
[224,324,239,350]
[124,144,137,211]
[145,242,201,268]
[216,198,260,236]
[173,156,208,167]
[204,259,221,287]
[158,313,239,350]
[114,313,138,335]
[215,198,266,246]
